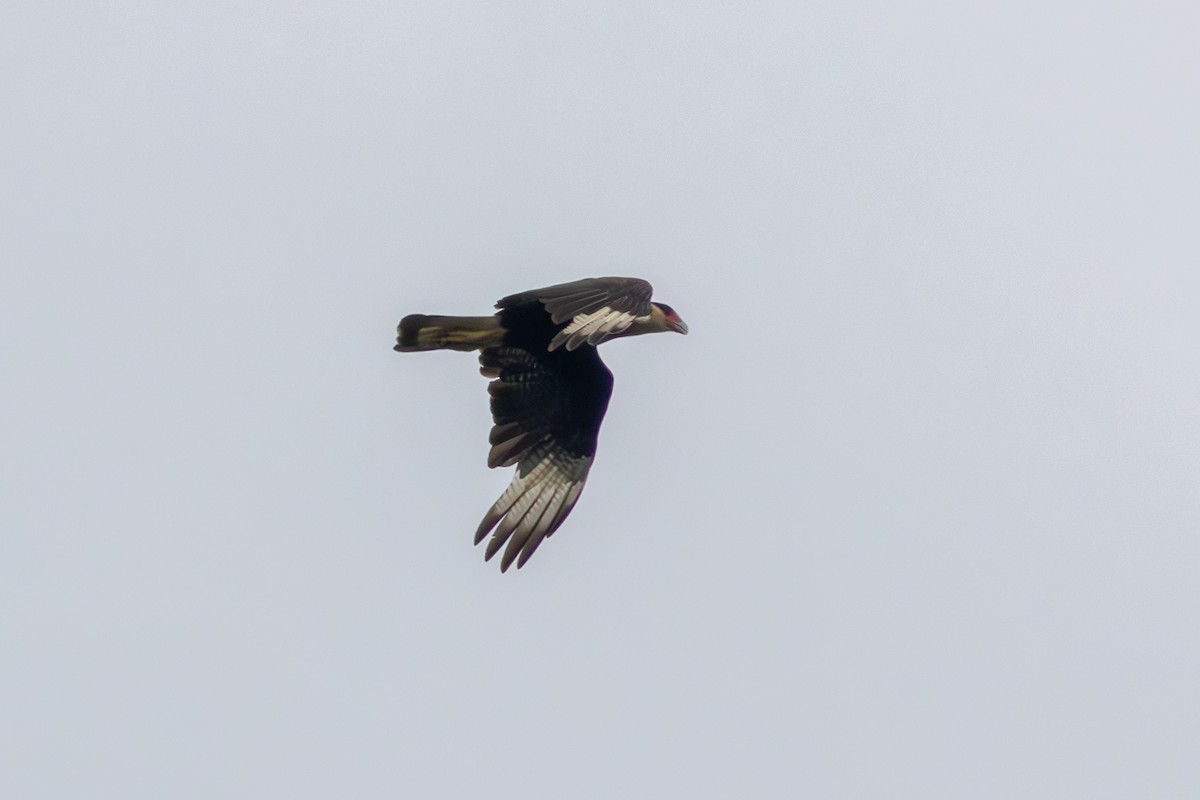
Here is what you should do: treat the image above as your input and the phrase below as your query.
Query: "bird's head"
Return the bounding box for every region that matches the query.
[652,302,689,336]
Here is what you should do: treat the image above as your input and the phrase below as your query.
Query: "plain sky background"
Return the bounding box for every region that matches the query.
[3,2,1198,797]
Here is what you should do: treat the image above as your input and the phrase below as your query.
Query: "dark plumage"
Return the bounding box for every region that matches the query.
[394,277,687,571]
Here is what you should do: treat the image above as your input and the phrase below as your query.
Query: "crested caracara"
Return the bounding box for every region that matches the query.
[394,276,687,571]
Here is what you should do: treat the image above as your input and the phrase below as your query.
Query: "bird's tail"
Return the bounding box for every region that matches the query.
[394,314,505,352]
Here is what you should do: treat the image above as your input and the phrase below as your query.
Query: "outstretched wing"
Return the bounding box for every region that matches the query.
[474,343,614,571]
[499,277,654,351]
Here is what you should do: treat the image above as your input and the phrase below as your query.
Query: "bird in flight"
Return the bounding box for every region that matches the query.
[394,277,688,571]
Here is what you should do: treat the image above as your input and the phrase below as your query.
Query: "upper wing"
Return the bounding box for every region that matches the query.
[499,277,655,351]
[474,343,614,571]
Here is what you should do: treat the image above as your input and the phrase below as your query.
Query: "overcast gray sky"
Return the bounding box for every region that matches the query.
[3,1,1198,797]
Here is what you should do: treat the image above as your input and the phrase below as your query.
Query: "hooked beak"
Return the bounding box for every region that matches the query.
[668,315,688,335]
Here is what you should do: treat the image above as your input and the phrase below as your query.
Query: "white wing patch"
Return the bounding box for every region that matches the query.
[550,307,639,351]
[474,448,591,571]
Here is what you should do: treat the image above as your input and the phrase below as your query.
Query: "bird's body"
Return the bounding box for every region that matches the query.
[394,277,687,571]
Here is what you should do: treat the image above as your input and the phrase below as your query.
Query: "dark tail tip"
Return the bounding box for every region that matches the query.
[395,314,431,351]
